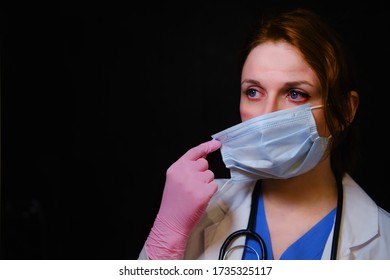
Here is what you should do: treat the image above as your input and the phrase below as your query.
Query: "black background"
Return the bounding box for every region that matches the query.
[2,1,390,259]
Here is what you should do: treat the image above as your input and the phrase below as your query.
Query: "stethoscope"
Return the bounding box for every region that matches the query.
[218,177,343,260]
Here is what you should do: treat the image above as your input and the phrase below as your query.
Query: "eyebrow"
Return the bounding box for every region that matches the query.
[241,79,315,88]
[285,81,315,88]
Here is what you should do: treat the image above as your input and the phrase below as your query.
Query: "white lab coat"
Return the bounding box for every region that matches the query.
[138,173,390,259]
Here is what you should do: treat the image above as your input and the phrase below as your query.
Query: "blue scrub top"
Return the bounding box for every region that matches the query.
[242,194,336,260]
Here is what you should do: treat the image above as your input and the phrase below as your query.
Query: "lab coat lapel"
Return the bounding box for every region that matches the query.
[203,179,255,259]
[322,174,379,259]
[338,174,379,258]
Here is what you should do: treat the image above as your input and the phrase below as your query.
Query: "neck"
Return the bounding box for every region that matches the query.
[261,156,338,210]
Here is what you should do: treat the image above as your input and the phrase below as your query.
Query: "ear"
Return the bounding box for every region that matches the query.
[348,90,359,123]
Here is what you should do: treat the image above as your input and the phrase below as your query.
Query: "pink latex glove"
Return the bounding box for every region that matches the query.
[145,139,222,259]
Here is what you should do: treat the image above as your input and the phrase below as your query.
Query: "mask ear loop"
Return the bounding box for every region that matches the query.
[310,104,324,110]
[310,104,333,140]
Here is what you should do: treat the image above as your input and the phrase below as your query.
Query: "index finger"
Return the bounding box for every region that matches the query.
[182,139,222,160]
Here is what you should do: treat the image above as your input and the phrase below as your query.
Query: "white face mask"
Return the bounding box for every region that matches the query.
[212,103,329,181]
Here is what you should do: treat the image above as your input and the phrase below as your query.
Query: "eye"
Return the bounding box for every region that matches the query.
[245,88,261,99]
[287,89,310,102]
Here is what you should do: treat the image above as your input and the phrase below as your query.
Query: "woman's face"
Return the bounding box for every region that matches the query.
[240,41,329,137]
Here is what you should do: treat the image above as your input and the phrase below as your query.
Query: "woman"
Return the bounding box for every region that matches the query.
[138,8,390,260]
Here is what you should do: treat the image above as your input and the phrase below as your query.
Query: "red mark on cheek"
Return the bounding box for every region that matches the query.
[240,111,252,122]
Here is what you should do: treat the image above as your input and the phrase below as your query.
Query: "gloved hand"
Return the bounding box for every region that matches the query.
[145,139,222,259]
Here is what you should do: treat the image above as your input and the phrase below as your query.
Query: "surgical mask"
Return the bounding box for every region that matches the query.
[211,103,329,181]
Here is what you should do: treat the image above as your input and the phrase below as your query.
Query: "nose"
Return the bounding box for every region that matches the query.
[261,97,279,115]
[240,93,285,122]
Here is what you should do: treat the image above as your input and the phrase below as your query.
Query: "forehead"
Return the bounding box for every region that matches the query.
[242,41,320,86]
[244,42,308,71]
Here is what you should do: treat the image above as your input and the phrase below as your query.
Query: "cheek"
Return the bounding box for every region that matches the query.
[239,102,257,122]
[240,98,263,121]
[240,110,252,122]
